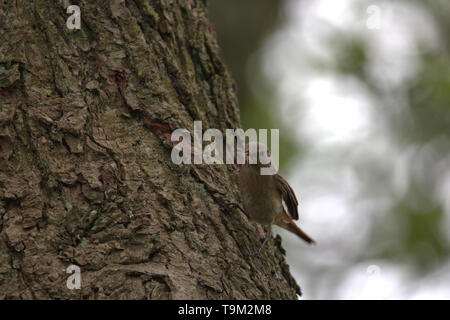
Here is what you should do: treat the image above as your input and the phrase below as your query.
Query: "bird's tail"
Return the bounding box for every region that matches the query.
[276,211,316,245]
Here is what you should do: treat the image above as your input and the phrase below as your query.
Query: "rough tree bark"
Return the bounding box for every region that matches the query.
[0,0,300,299]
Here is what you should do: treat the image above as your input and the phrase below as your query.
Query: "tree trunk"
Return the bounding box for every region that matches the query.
[0,0,300,299]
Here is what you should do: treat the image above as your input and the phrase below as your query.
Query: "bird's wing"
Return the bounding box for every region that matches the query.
[274,174,299,220]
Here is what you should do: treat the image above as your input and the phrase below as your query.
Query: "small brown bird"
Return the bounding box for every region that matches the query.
[238,142,315,254]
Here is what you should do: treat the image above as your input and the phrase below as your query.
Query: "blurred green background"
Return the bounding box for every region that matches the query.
[209,0,450,299]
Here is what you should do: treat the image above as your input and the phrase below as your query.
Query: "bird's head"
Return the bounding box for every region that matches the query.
[244,142,272,168]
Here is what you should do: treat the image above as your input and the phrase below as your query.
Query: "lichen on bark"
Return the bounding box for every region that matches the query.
[0,0,300,299]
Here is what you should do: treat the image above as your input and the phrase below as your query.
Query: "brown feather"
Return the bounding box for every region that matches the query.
[275,211,315,244]
[274,174,299,220]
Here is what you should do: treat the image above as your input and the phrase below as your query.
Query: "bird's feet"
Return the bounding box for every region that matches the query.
[256,223,265,239]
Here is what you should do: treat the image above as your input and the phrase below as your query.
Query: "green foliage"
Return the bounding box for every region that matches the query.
[407,53,450,141]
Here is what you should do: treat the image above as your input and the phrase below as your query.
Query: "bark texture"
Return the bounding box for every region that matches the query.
[0,0,300,299]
